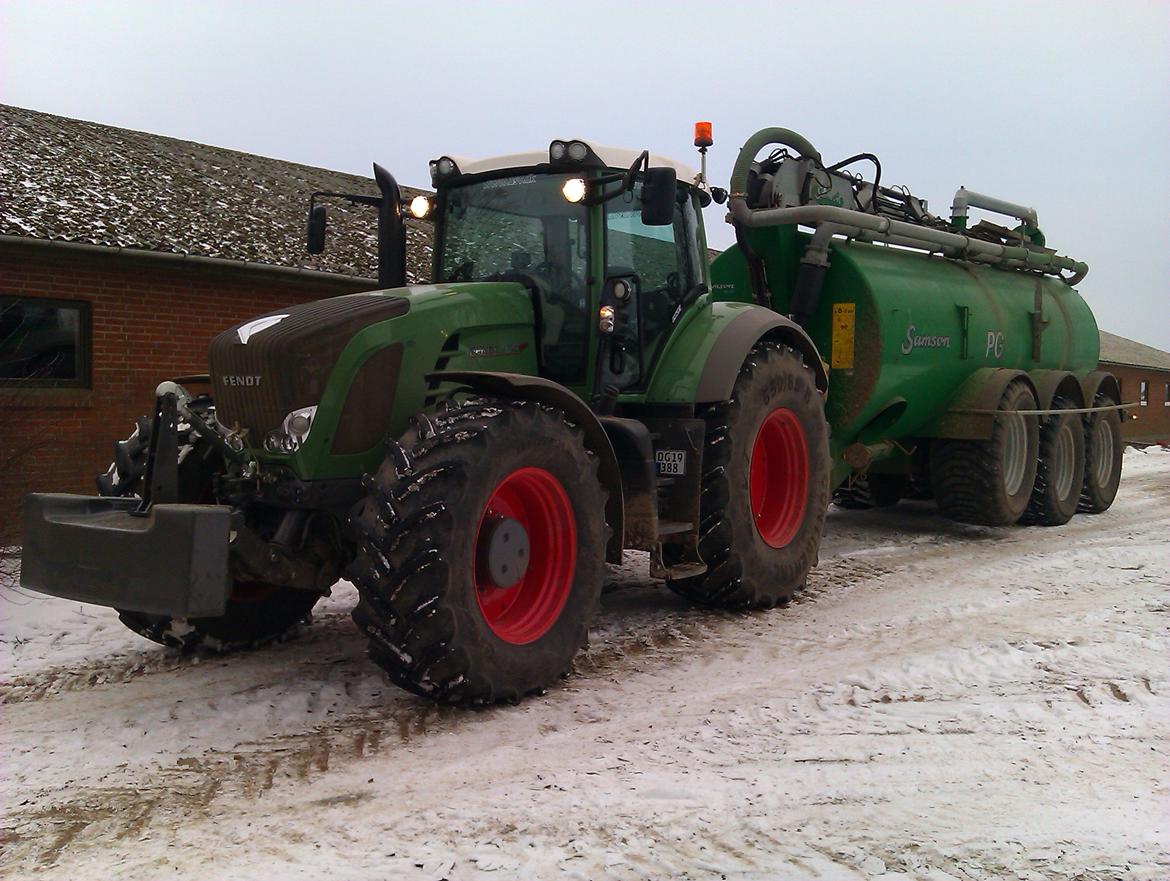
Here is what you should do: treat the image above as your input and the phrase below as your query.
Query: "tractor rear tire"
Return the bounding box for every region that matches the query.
[1022,396,1085,526]
[1078,392,1123,513]
[100,408,320,651]
[668,342,830,609]
[349,398,607,705]
[931,380,1039,526]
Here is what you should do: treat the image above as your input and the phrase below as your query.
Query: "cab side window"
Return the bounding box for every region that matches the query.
[603,182,702,389]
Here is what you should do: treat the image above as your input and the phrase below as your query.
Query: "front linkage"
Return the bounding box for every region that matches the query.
[23,379,345,646]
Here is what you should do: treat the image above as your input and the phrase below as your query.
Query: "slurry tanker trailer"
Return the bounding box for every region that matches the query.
[21,124,1123,704]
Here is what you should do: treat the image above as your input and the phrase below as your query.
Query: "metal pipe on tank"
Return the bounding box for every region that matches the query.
[950,187,1038,229]
[727,198,1088,285]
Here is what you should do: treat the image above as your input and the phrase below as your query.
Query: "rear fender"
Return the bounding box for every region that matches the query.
[694,308,827,403]
[923,368,1039,440]
[426,370,624,563]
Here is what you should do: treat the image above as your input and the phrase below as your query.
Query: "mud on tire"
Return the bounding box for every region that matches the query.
[349,397,607,705]
[1078,391,1123,514]
[931,379,1039,527]
[668,342,830,609]
[1021,395,1085,526]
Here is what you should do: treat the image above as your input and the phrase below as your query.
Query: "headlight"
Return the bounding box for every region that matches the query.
[561,178,587,203]
[429,156,460,185]
[408,195,432,219]
[265,405,318,454]
[598,305,616,334]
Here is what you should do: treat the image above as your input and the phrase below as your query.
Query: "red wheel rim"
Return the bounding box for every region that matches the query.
[473,467,577,645]
[749,408,809,548]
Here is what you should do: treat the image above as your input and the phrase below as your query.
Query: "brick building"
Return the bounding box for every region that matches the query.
[1099,331,1170,445]
[0,105,431,547]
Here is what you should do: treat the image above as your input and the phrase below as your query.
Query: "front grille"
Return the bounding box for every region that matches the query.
[209,293,409,443]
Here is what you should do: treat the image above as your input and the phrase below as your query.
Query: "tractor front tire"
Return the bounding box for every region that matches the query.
[669,342,830,609]
[349,398,607,705]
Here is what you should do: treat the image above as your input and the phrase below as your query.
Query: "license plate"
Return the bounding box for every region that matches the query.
[655,449,686,476]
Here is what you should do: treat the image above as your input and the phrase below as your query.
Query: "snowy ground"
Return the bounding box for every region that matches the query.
[2,449,1167,881]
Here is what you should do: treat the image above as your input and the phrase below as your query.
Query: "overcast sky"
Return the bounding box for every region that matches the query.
[3,0,1167,349]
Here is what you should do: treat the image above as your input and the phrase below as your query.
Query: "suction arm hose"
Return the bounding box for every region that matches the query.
[729,127,822,197]
[728,199,1088,285]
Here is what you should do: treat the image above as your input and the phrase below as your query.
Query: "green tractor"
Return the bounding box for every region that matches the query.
[22,123,1122,704]
[22,130,831,703]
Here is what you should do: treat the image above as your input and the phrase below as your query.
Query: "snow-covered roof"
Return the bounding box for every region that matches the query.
[455,140,699,182]
[0,104,433,282]
[1099,330,1170,371]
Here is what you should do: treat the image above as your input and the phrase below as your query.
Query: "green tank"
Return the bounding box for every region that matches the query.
[713,127,1122,523]
[712,229,1100,460]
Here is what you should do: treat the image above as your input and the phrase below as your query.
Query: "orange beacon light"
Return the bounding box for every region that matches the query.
[694,121,713,149]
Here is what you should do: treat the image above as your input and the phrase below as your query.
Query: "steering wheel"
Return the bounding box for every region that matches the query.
[533,261,586,302]
[447,260,474,282]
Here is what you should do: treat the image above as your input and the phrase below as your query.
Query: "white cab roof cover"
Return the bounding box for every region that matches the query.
[454,140,698,182]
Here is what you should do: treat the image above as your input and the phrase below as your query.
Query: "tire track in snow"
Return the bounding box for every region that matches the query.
[2,454,1167,878]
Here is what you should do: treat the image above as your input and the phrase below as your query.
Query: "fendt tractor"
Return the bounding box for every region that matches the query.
[22,124,1124,704]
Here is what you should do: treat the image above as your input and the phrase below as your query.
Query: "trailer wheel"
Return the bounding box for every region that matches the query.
[1022,396,1085,526]
[669,342,829,609]
[349,398,607,705]
[1078,391,1123,513]
[99,411,320,651]
[931,379,1039,526]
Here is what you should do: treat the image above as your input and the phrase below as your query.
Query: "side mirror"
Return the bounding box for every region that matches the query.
[640,167,677,226]
[306,204,327,254]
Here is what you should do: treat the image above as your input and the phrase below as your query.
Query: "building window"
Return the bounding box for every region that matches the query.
[1164,382,1169,407]
[0,297,92,388]
[1139,379,1149,406]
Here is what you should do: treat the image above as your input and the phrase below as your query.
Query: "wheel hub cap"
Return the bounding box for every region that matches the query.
[1093,418,1114,486]
[1002,412,1028,497]
[749,408,809,549]
[481,517,530,588]
[473,467,576,645]
[1053,422,1076,500]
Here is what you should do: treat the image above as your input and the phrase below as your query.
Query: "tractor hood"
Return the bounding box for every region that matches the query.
[210,291,412,442]
[210,282,537,468]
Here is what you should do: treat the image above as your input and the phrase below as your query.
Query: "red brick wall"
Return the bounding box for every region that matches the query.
[0,241,370,545]
[1104,362,1170,445]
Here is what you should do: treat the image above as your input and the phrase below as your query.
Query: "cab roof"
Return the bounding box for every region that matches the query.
[452,140,699,183]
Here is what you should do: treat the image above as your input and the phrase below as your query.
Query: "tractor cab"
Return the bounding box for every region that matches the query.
[415,141,711,404]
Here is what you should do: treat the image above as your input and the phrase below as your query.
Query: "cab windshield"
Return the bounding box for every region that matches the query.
[438,174,589,383]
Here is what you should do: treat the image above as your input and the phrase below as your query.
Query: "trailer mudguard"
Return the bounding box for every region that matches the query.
[426,370,624,563]
[1080,370,1123,410]
[1029,369,1085,411]
[921,368,1038,440]
[693,307,827,403]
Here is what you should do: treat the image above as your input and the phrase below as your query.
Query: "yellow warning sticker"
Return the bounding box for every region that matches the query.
[831,303,855,369]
